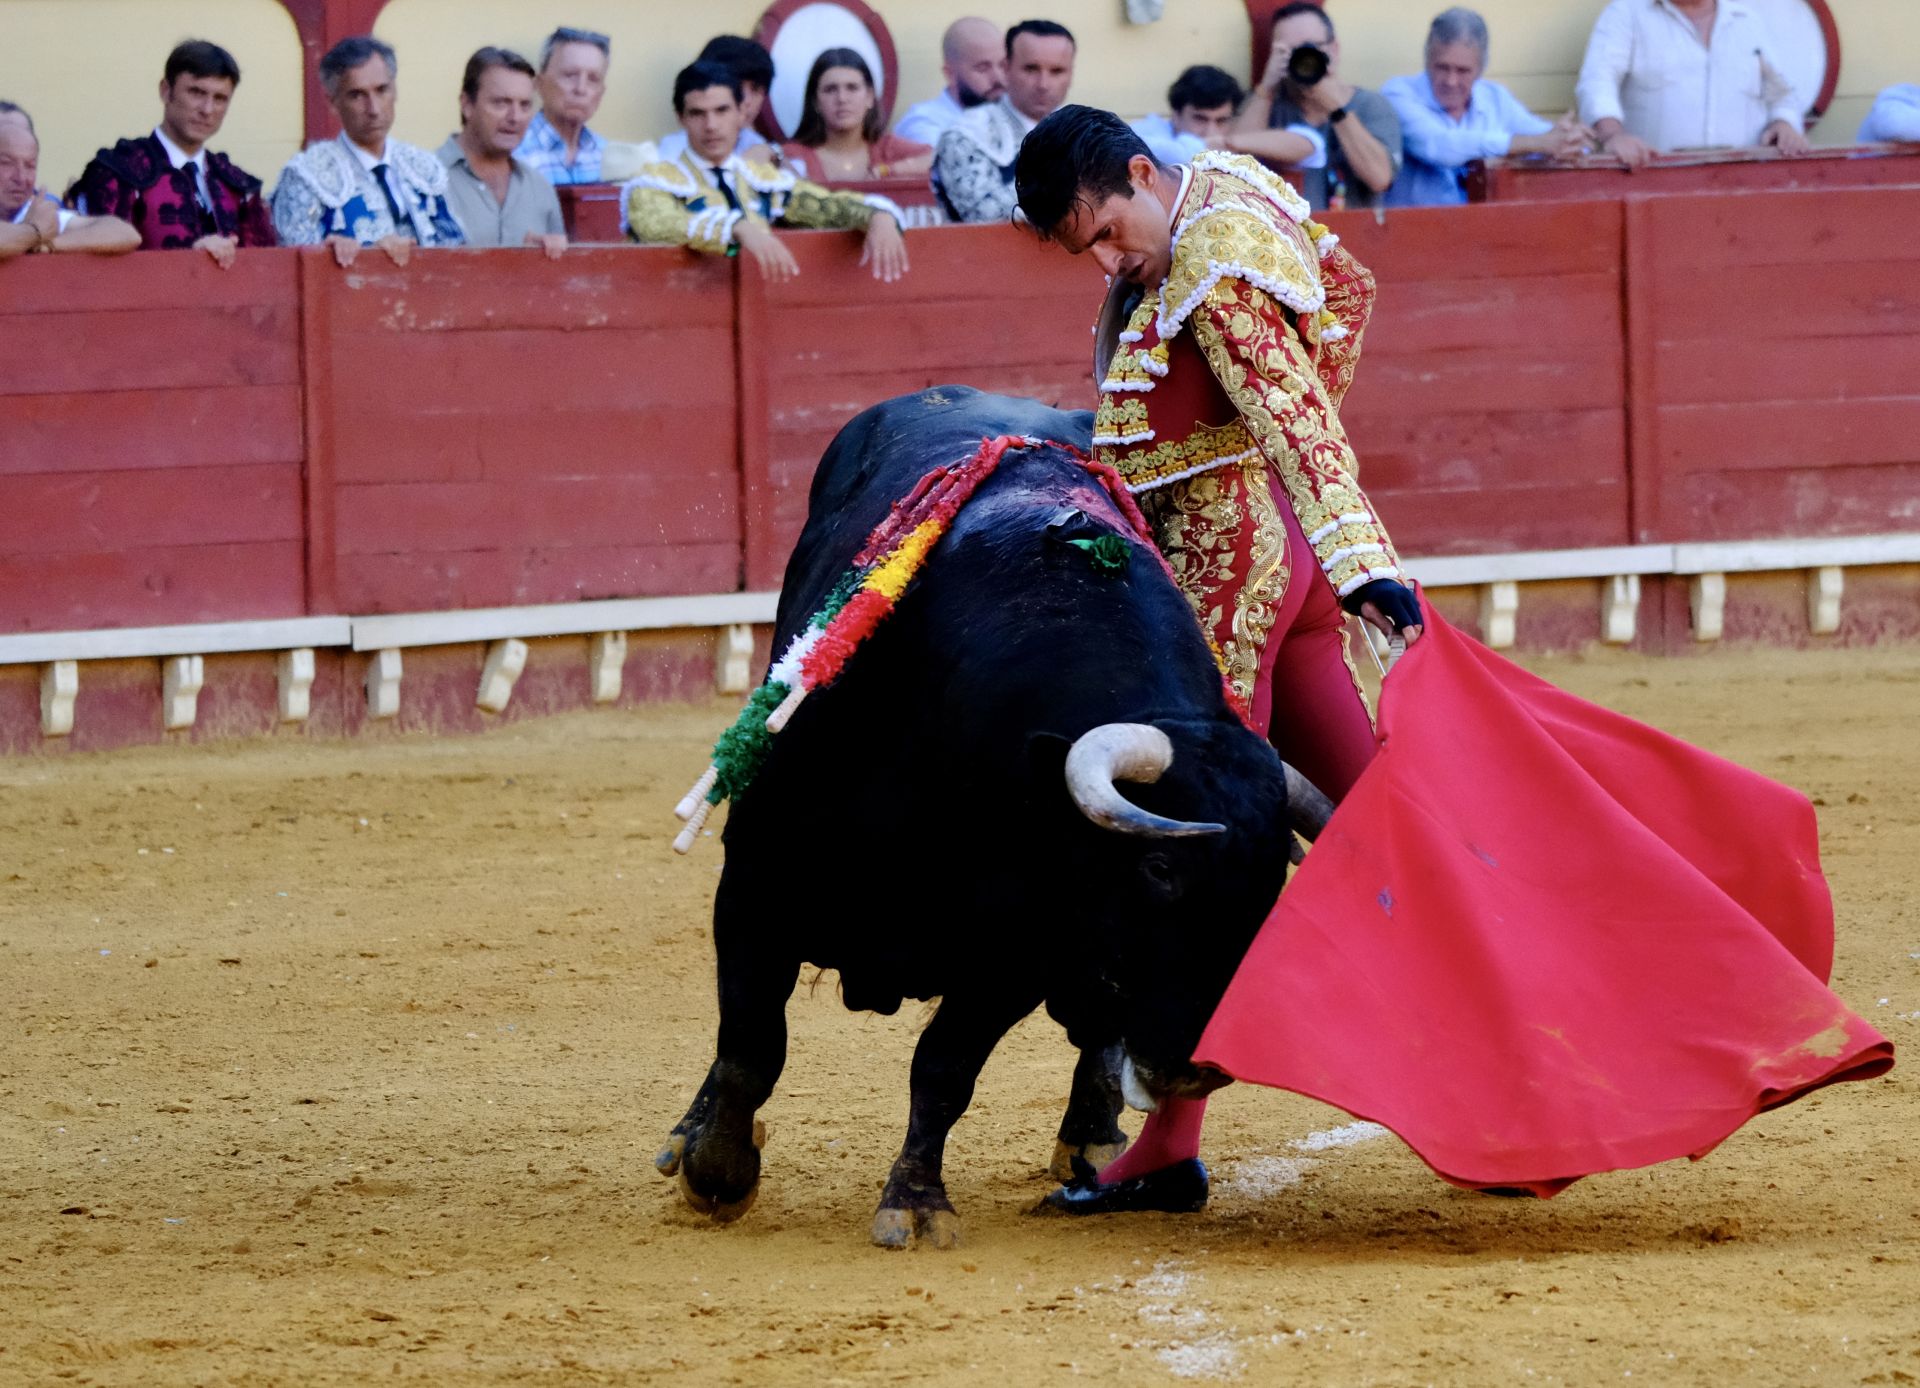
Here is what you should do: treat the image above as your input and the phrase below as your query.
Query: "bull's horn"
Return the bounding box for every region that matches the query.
[1063,723,1225,838]
[1283,762,1335,842]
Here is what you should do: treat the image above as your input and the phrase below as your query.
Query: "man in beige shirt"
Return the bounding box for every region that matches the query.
[436,46,567,255]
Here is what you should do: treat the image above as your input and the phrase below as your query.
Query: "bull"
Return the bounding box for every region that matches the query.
[657,386,1331,1247]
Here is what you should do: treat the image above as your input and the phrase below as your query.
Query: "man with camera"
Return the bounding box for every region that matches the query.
[1231,1,1401,211]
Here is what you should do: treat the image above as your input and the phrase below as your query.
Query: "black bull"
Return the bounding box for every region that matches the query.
[657,387,1331,1247]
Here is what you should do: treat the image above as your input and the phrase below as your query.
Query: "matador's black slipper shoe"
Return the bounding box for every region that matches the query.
[1036,1156,1209,1215]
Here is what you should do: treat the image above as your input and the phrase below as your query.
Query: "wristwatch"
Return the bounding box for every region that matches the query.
[1329,106,1350,125]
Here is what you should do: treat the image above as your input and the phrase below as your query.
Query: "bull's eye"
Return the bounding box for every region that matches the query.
[1139,850,1184,903]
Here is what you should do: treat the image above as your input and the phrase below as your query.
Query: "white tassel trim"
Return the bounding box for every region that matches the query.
[1140,354,1169,376]
[1307,520,1339,544]
[1092,428,1156,446]
[1099,378,1157,394]
[1118,329,1145,343]
[1335,564,1402,599]
[1321,323,1350,341]
[1123,447,1262,494]
[1322,541,1390,567]
[1157,258,1326,342]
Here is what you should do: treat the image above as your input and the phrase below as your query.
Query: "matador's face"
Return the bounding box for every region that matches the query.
[1050,154,1177,290]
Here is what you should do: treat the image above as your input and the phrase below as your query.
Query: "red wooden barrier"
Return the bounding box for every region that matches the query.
[0,253,307,632]
[1469,144,1920,204]
[1625,185,1920,543]
[308,247,744,613]
[1326,200,1631,555]
[557,177,943,243]
[749,225,1106,585]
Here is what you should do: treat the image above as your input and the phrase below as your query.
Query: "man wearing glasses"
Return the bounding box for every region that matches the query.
[517,26,612,186]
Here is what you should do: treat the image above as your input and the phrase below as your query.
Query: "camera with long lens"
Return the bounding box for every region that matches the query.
[1286,43,1330,88]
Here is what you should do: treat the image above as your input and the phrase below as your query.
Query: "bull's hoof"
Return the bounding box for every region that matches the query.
[1049,1137,1130,1184]
[870,1204,962,1250]
[679,1166,759,1223]
[657,1120,764,1179]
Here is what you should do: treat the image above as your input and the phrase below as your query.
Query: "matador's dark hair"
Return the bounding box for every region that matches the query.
[1014,104,1154,238]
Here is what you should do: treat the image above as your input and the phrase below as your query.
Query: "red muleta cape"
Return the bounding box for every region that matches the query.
[1193,600,1894,1197]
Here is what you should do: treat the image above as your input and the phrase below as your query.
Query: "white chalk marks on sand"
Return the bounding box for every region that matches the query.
[1099,1120,1390,1380]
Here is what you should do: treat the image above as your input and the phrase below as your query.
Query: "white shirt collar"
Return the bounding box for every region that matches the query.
[338,130,392,171]
[153,126,203,171]
[1170,163,1194,226]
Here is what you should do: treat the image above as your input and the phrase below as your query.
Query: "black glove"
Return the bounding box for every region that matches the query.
[1341,577,1423,633]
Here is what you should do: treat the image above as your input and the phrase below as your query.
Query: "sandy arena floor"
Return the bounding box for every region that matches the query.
[2,644,1916,1387]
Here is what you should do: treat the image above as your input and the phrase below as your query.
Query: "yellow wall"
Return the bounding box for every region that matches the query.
[1,0,1911,200]
[0,0,304,195]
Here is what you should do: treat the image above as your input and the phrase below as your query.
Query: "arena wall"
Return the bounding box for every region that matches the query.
[2,187,1917,754]
[6,0,1915,196]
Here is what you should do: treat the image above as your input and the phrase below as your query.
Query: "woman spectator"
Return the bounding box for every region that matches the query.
[757,49,933,182]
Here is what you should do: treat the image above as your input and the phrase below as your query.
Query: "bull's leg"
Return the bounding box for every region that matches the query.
[872,990,1039,1250]
[1049,1042,1131,1182]
[657,872,799,1224]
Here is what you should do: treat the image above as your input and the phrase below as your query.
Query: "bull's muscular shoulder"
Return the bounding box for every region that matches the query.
[1156,159,1325,341]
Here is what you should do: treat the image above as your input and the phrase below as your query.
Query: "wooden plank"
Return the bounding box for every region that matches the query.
[0,305,301,396]
[0,247,296,315]
[327,325,738,416]
[1656,398,1920,474]
[0,385,304,476]
[336,542,744,614]
[1652,333,1920,406]
[1623,195,1661,544]
[1659,463,1920,541]
[0,616,352,665]
[1325,200,1624,281]
[1369,479,1631,555]
[348,588,777,649]
[0,464,305,554]
[1358,272,1621,358]
[298,250,338,616]
[736,253,777,592]
[333,476,739,554]
[322,246,736,334]
[1646,259,1920,340]
[1346,408,1628,494]
[1344,344,1622,414]
[762,224,1106,308]
[763,299,1097,375]
[1637,187,1920,270]
[0,541,307,633]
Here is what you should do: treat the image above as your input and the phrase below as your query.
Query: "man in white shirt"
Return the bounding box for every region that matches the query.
[894,17,1007,148]
[1576,0,1810,166]
[271,36,465,266]
[1857,84,1920,144]
[0,110,140,260]
[934,19,1075,224]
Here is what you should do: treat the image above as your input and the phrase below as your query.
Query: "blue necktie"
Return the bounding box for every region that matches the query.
[371,162,407,230]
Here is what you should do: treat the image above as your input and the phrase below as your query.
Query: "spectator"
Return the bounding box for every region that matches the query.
[1857,84,1920,144]
[769,48,933,182]
[1232,2,1401,212]
[893,17,1007,147]
[1382,9,1590,207]
[657,36,775,162]
[624,62,909,283]
[1,109,140,259]
[271,36,463,266]
[517,27,611,185]
[66,40,276,266]
[438,48,566,256]
[934,19,1075,224]
[1575,0,1809,166]
[1129,65,1246,165]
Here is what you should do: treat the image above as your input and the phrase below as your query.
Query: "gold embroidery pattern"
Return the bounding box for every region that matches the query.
[1315,240,1376,413]
[1140,461,1289,711]
[1091,394,1152,444]
[1191,277,1400,598]
[1159,196,1324,340]
[1096,416,1255,491]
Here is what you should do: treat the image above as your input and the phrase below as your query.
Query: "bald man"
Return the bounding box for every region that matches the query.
[893,17,1007,146]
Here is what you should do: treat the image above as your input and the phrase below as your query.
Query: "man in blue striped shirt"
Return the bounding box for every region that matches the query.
[1382,8,1589,207]
[515,26,611,186]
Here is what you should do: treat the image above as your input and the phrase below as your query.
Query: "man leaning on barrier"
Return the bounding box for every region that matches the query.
[623,61,908,284]
[0,104,140,260]
[271,36,465,267]
[438,47,567,257]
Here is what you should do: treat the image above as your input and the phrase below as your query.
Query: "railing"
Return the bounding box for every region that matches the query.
[1468,141,1920,203]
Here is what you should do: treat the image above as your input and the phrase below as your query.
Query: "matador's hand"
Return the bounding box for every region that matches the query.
[1344,577,1424,646]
